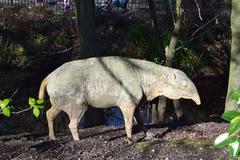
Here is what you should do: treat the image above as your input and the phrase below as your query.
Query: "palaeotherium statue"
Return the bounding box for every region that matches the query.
[38,56,201,142]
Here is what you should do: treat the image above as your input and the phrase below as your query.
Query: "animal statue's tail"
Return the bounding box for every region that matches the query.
[38,76,49,100]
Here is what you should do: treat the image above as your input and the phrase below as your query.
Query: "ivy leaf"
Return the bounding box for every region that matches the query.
[228,139,240,157]
[214,133,231,148]
[229,123,240,135]
[36,99,44,105]
[222,111,240,122]
[0,98,10,109]
[28,97,36,107]
[33,107,40,118]
[2,107,11,117]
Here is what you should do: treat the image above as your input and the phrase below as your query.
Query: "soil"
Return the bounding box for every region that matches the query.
[0,122,229,160]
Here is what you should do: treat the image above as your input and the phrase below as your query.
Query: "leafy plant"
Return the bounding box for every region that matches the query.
[162,32,207,77]
[0,35,26,65]
[0,98,14,117]
[127,24,159,60]
[55,31,71,47]
[34,34,46,46]
[0,97,44,118]
[28,97,44,118]
[214,90,240,159]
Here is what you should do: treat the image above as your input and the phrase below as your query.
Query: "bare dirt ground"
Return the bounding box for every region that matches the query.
[0,122,228,160]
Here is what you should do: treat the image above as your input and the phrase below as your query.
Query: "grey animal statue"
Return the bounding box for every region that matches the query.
[38,56,201,142]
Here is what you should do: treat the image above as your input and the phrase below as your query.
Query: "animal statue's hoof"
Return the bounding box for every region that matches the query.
[49,136,57,141]
[127,138,133,145]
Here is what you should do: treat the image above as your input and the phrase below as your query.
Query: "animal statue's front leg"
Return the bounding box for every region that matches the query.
[120,104,136,143]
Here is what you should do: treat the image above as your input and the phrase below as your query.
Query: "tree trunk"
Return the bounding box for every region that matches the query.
[73,0,104,127]
[151,96,166,123]
[147,0,163,58]
[155,0,184,123]
[147,0,165,124]
[74,0,99,58]
[225,0,240,111]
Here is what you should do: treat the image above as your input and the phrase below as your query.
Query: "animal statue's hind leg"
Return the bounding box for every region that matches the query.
[66,106,87,141]
[46,106,61,140]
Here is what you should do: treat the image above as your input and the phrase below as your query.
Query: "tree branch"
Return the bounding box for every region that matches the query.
[11,107,32,114]
[194,0,203,21]
[0,107,32,116]
[10,89,18,99]
[192,13,221,37]
[168,0,175,24]
[56,44,79,54]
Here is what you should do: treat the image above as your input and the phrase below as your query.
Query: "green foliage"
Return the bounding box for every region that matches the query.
[0,6,75,68]
[162,32,207,77]
[222,111,240,122]
[231,90,240,105]
[34,34,47,46]
[55,31,71,47]
[0,97,44,118]
[214,90,240,159]
[127,27,207,77]
[28,97,45,118]
[127,23,159,60]
[0,98,13,117]
[153,57,164,65]
[0,35,26,65]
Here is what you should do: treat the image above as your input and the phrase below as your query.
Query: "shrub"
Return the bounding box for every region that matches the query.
[214,90,240,159]
[0,97,45,118]
[127,23,159,60]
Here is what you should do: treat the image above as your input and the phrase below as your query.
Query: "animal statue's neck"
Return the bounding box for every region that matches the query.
[135,67,162,101]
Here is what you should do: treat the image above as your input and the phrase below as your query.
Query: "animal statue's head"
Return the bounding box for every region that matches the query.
[150,68,201,105]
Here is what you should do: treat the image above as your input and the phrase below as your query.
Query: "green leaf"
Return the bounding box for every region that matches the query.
[33,107,40,118]
[36,105,44,109]
[9,106,15,110]
[214,133,231,148]
[222,111,240,122]
[0,98,10,109]
[28,97,36,106]
[229,123,240,135]
[228,139,240,157]
[2,107,11,117]
[231,90,240,102]
[36,99,44,105]
[231,116,240,125]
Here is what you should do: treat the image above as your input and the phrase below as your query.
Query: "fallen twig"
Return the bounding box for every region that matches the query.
[56,44,79,54]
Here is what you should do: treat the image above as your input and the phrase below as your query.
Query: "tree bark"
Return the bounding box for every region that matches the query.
[225,0,240,111]
[74,0,99,58]
[147,0,165,124]
[147,0,163,58]
[73,0,104,126]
